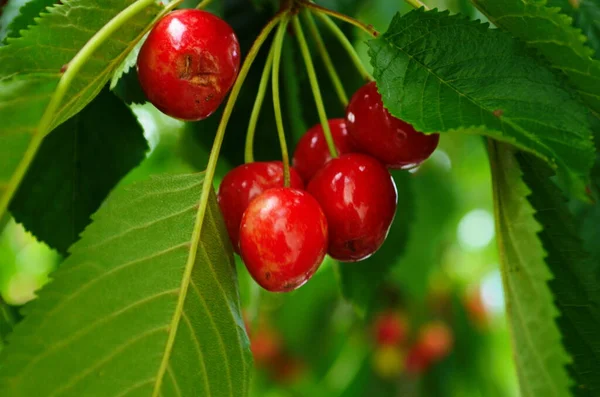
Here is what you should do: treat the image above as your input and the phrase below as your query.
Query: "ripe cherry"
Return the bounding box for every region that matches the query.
[292,119,354,183]
[137,9,240,120]
[373,311,407,346]
[346,81,439,169]
[217,162,303,253]
[307,153,397,262]
[418,321,453,361]
[250,326,283,368]
[404,343,432,375]
[239,188,328,292]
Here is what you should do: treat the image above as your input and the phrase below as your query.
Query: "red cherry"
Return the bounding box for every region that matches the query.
[218,162,303,253]
[404,343,432,375]
[307,153,397,262]
[137,9,240,120]
[346,81,439,169]
[251,327,283,367]
[373,311,407,346]
[418,321,453,361]
[239,188,328,292]
[292,119,354,183]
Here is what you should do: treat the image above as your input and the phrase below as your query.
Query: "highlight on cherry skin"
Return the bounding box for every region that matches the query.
[308,153,398,262]
[239,187,328,292]
[137,9,240,121]
[217,162,303,253]
[292,118,355,183]
[346,81,439,169]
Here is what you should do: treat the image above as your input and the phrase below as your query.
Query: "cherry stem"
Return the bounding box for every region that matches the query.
[195,0,213,9]
[196,13,283,248]
[302,10,348,108]
[272,15,292,187]
[404,0,430,9]
[312,11,373,82]
[293,16,338,159]
[244,45,275,164]
[300,1,379,38]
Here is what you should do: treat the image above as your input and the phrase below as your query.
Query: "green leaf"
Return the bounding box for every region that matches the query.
[369,9,594,195]
[0,173,252,396]
[5,0,55,39]
[575,0,600,58]
[0,0,167,238]
[9,88,148,255]
[489,141,572,397]
[338,171,412,315]
[0,298,18,352]
[516,152,600,396]
[471,0,600,114]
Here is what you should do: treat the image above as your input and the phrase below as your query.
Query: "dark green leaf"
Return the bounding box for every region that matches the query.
[517,152,600,396]
[369,9,594,195]
[9,88,148,255]
[575,0,600,58]
[471,0,600,114]
[5,0,55,39]
[0,0,166,231]
[0,173,252,396]
[338,171,412,315]
[0,298,18,352]
[489,141,572,396]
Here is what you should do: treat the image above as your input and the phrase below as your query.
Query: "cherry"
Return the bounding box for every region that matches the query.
[372,345,405,379]
[373,311,407,346]
[346,81,439,169]
[307,153,397,262]
[292,119,354,183]
[217,162,303,253]
[137,9,240,121]
[250,326,283,368]
[404,343,432,375]
[239,188,328,292]
[418,321,453,361]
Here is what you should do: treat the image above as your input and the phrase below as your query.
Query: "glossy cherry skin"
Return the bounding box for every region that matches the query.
[137,9,240,120]
[292,119,354,183]
[217,162,303,253]
[239,188,328,292]
[373,311,407,346]
[307,153,397,262]
[346,81,439,169]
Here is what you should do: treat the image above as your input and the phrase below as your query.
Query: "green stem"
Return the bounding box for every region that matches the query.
[301,1,379,38]
[195,0,213,9]
[312,11,372,81]
[293,16,338,159]
[245,45,276,164]
[272,16,292,187]
[302,10,348,107]
[0,0,177,225]
[404,0,430,9]
[153,13,283,397]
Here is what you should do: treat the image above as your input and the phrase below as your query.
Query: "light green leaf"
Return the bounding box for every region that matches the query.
[369,9,594,195]
[9,88,148,255]
[471,0,600,114]
[0,0,168,240]
[517,152,600,396]
[0,173,252,396]
[489,141,571,397]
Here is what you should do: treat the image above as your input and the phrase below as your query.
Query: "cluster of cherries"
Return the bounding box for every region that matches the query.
[136,9,439,292]
[372,311,454,378]
[219,83,439,292]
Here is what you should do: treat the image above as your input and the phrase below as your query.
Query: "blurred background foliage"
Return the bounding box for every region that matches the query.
[0,0,524,395]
